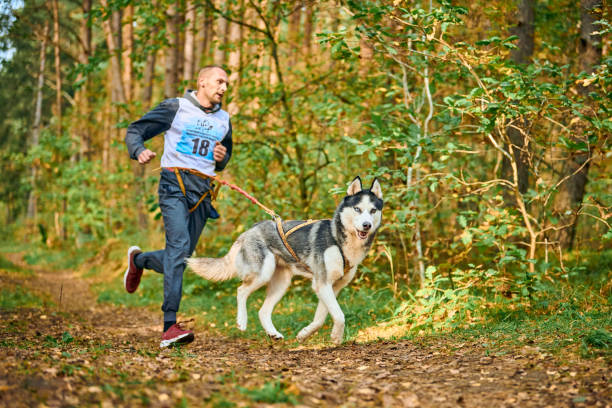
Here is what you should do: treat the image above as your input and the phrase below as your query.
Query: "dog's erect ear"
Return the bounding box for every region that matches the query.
[370,178,383,200]
[347,176,362,196]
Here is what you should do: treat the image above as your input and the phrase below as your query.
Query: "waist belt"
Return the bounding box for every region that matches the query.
[164,167,221,213]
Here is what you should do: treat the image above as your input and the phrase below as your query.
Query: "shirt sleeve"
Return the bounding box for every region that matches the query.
[125,98,180,160]
[215,119,233,171]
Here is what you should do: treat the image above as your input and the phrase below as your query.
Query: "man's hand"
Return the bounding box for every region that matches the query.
[213,142,227,162]
[138,149,157,164]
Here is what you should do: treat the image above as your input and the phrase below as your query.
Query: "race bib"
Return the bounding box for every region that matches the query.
[175,119,225,161]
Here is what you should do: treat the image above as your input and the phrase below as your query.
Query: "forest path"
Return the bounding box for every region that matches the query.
[0,252,610,408]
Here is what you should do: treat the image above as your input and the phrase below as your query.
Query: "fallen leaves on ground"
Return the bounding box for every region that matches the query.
[0,256,611,408]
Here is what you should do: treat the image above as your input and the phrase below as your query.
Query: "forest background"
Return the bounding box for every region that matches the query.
[0,0,611,348]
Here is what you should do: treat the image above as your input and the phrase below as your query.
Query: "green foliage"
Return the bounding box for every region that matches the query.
[239,380,299,405]
[206,393,237,408]
[0,255,23,273]
[581,329,612,357]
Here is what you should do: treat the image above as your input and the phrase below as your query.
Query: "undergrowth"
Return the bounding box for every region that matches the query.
[1,232,610,358]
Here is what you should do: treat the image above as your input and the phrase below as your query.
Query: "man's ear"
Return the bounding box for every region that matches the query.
[370,178,383,200]
[347,176,362,196]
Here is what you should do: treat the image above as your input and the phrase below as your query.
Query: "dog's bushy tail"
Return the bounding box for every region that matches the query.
[187,240,241,282]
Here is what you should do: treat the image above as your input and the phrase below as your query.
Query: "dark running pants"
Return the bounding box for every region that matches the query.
[134,169,212,324]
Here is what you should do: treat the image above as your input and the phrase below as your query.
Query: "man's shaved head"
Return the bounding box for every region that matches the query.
[198,65,227,82]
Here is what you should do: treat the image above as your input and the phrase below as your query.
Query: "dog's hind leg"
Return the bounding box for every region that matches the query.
[296,300,328,342]
[236,250,275,331]
[258,267,291,340]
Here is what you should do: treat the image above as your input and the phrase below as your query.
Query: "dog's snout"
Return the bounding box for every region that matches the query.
[362,221,372,230]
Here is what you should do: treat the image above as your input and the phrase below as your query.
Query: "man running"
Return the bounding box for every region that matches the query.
[123,65,233,348]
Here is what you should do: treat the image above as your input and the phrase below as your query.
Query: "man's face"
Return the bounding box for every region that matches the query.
[198,68,229,106]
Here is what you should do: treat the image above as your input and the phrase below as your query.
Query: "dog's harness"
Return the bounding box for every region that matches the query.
[162,167,352,275]
[275,218,317,273]
[275,218,352,275]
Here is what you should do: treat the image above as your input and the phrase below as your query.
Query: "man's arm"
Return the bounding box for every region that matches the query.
[125,99,180,161]
[215,120,233,171]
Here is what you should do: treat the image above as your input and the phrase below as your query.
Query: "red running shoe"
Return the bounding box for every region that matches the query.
[160,323,195,348]
[124,246,143,293]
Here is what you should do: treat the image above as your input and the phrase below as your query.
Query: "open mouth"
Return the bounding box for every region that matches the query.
[356,230,369,240]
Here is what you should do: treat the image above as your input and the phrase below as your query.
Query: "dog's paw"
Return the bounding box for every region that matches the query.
[268,332,284,341]
[331,324,344,345]
[236,316,247,331]
[296,327,313,342]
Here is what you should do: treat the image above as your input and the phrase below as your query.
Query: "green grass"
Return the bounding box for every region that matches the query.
[0,255,21,272]
[239,379,299,405]
[0,286,49,310]
[441,302,611,355]
[22,244,95,270]
[415,268,612,358]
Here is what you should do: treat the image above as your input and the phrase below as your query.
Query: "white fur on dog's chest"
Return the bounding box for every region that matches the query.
[342,235,368,268]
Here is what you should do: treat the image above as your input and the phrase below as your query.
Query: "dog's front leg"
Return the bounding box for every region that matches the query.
[296,267,357,342]
[315,283,345,345]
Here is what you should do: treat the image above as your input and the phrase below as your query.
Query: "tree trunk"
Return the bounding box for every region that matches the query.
[27,21,50,220]
[359,36,374,77]
[101,0,126,104]
[288,5,301,66]
[553,0,602,250]
[227,1,242,114]
[501,0,535,206]
[77,0,92,160]
[510,0,535,64]
[52,0,62,137]
[142,39,158,106]
[302,4,313,58]
[199,7,214,64]
[100,1,125,172]
[122,4,134,102]
[164,3,180,98]
[184,0,196,82]
[213,0,228,65]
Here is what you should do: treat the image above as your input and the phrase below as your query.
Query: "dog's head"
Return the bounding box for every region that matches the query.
[336,176,383,243]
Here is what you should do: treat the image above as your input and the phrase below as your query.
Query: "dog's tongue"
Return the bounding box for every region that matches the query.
[358,230,368,239]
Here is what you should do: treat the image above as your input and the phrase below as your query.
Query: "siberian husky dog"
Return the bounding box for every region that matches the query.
[187,177,383,344]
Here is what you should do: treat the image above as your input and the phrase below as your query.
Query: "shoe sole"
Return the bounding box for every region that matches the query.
[124,245,142,293]
[160,332,195,348]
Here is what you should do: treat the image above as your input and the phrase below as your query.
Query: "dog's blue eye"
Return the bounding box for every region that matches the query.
[354,207,361,213]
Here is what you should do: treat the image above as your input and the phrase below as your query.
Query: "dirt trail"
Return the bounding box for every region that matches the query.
[0,254,610,407]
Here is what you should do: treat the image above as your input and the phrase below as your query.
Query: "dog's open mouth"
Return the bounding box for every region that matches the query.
[356,230,369,240]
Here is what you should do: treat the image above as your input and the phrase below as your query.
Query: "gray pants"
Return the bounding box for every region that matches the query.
[135,169,218,323]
